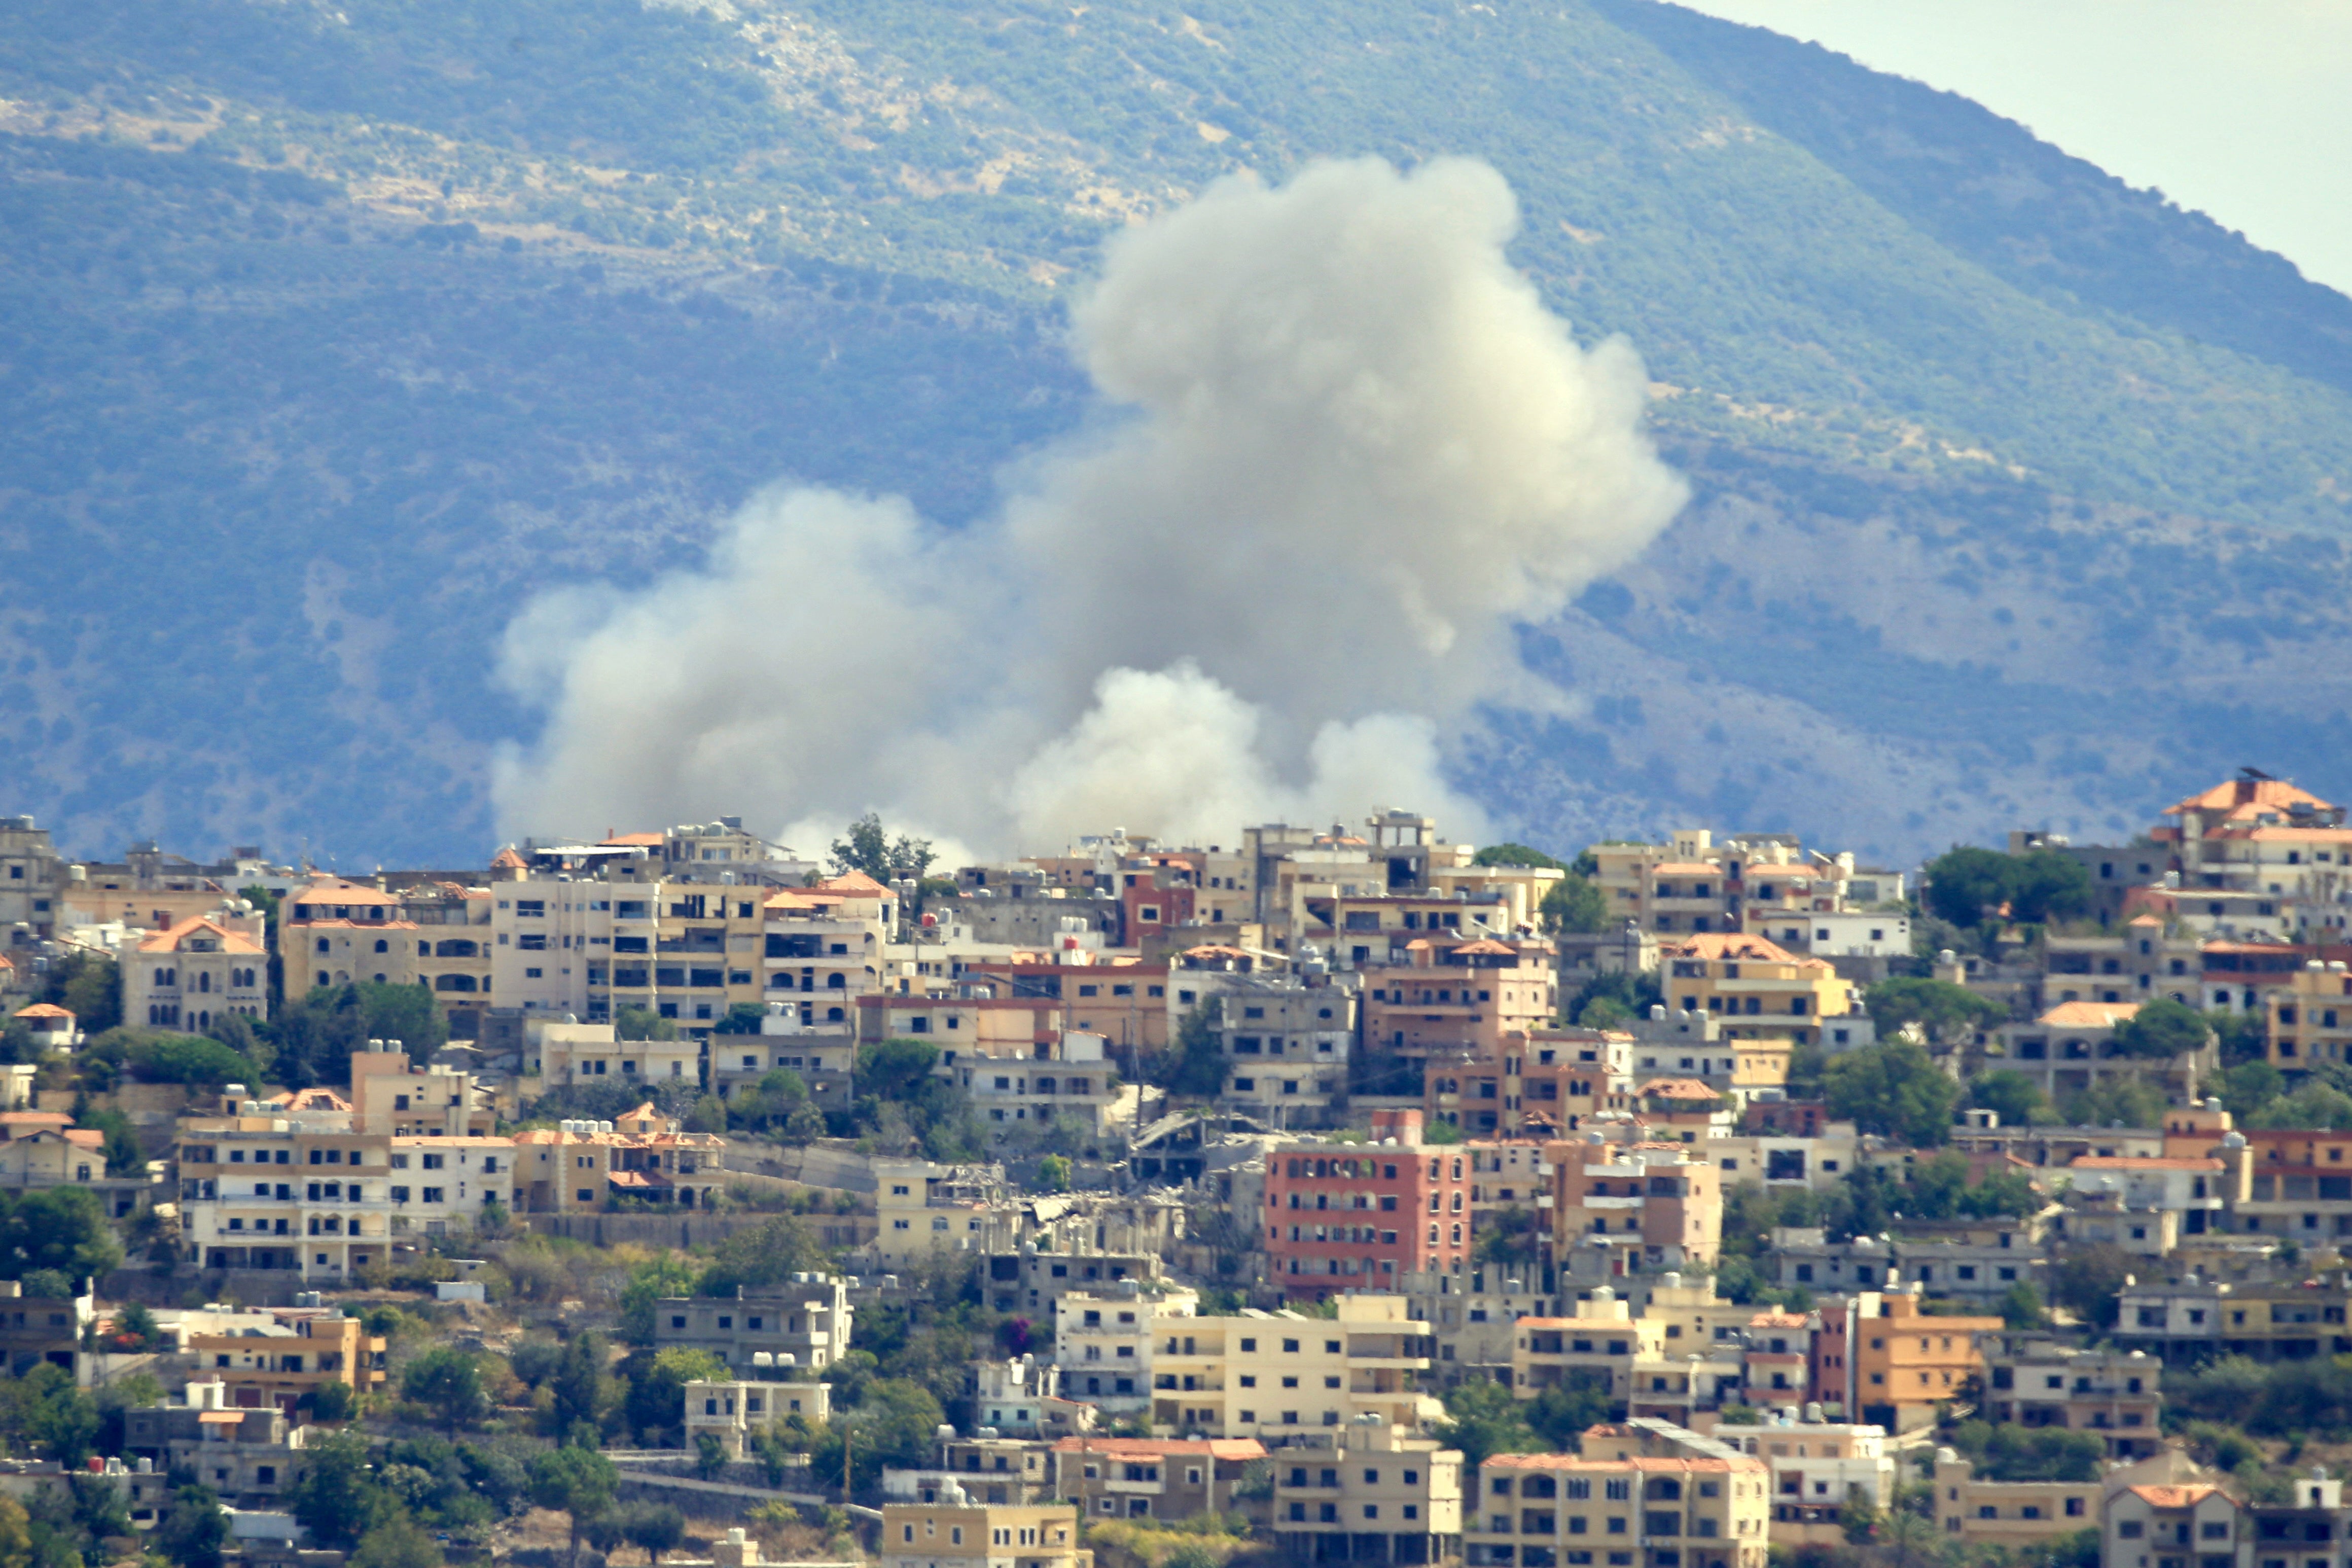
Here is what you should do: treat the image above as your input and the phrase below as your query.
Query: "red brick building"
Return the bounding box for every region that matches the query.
[1263,1109,1473,1302]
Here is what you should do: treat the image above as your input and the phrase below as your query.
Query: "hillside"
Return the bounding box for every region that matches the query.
[1,0,2348,864]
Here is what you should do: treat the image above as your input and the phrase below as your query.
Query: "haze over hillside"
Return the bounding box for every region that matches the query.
[3,0,2349,867]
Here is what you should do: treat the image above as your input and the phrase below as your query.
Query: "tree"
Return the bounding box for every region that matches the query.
[2248,1082,2352,1131]
[1999,1282,2048,1331]
[828,813,933,884]
[2048,1245,2132,1329]
[109,1302,166,1353]
[42,951,122,1036]
[549,1332,614,1439]
[1866,978,2003,1048]
[1159,999,1226,1097]
[622,1347,728,1445]
[528,1445,617,1568]
[0,1496,29,1568]
[2112,998,2211,1059]
[352,1516,446,1568]
[1823,1041,1959,1147]
[2060,1078,2168,1129]
[615,1006,680,1042]
[0,1187,120,1288]
[1429,1377,1544,1469]
[2008,850,2094,924]
[2218,1059,2285,1120]
[693,1433,729,1480]
[1037,1154,1072,1193]
[1540,874,1609,935]
[310,1381,357,1422]
[1473,844,1563,869]
[402,1348,488,1434]
[1526,1373,1613,1447]
[155,1483,229,1568]
[1921,847,2017,929]
[618,1259,701,1346]
[624,1504,684,1564]
[1968,1070,2052,1128]
[697,1216,823,1297]
[857,1037,942,1101]
[290,1430,391,1550]
[1565,970,1662,1029]
[120,1031,259,1087]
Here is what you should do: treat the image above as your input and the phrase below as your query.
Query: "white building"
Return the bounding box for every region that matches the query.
[528,1018,701,1089]
[1707,1410,1893,1545]
[1053,1287,1199,1412]
[684,1376,832,1457]
[974,1357,1056,1436]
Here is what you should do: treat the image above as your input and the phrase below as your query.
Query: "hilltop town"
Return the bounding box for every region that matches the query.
[5,773,2352,1568]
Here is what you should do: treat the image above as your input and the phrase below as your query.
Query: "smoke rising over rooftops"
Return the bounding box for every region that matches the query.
[491,156,1687,853]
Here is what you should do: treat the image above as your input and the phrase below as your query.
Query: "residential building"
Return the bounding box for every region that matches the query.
[528,1018,702,1089]
[974,1357,1057,1436]
[1463,1446,1771,1568]
[0,1111,105,1191]
[0,1278,89,1377]
[349,1046,497,1136]
[1769,1229,1896,1299]
[1625,1012,1798,1104]
[126,913,269,1030]
[1054,1287,1198,1412]
[1147,1295,1443,1438]
[2102,1481,2240,1568]
[387,1134,515,1235]
[1512,1287,1659,1406]
[709,1006,856,1115]
[185,1310,387,1413]
[1703,1130,1860,1193]
[2232,1126,2352,1243]
[1738,1311,1812,1407]
[1825,1292,2002,1433]
[1360,934,1559,1080]
[1931,1449,2096,1549]
[175,1097,404,1281]
[1545,1132,1724,1274]
[1657,935,1859,1048]
[683,1377,831,1457]
[1213,969,1360,1131]
[879,1497,1082,1568]
[280,877,494,1031]
[1401,1268,1560,1384]
[0,815,66,945]
[2268,960,2352,1074]
[123,1384,304,1508]
[1705,1411,1892,1545]
[2053,1154,2227,1250]
[654,1275,853,1374]
[2114,1277,2352,1363]
[875,1160,1006,1269]
[1430,1028,1633,1140]
[509,1110,727,1213]
[763,879,895,1027]
[1263,1110,1474,1300]
[929,1434,1057,1506]
[985,1250,1166,1316]
[1056,1436,1267,1524]
[1981,1345,2161,1460]
[949,1028,1121,1138]
[1996,1000,2218,1106]
[1270,1420,1463,1565]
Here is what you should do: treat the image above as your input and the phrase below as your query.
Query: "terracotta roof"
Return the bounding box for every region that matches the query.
[197,1411,246,1426]
[819,871,892,898]
[2126,913,2163,926]
[1640,1079,1722,1100]
[1451,938,1519,956]
[1748,1311,1809,1328]
[1663,933,1803,965]
[1649,862,1726,877]
[2071,1156,2223,1171]
[2165,777,2334,816]
[601,832,665,847]
[0,1111,71,1127]
[63,1129,101,1151]
[13,1003,74,1021]
[2127,1485,2222,1508]
[1051,1437,1268,1459]
[269,1088,352,1113]
[289,879,402,907]
[490,847,527,869]
[2037,1001,2144,1028]
[1484,1453,1760,1474]
[137,916,266,955]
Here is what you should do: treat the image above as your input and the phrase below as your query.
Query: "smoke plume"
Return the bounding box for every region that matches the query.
[492,156,1687,853]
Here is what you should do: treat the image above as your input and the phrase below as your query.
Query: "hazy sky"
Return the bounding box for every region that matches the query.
[1672,1,2352,298]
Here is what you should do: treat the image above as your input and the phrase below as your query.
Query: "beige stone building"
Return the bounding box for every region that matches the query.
[1149,1295,1443,1438]
[1931,1449,2095,1549]
[878,1497,1083,1568]
[1467,1448,1770,1568]
[1054,1436,1266,1523]
[126,914,268,1031]
[1271,1420,1463,1565]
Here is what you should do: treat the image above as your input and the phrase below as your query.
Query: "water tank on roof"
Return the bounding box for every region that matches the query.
[597,1121,613,1134]
[1804,1402,1823,1423]
[225,1083,247,1098]
[753,1353,774,1368]
[936,1424,956,1441]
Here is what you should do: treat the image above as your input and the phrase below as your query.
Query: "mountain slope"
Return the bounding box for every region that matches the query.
[0,0,2348,865]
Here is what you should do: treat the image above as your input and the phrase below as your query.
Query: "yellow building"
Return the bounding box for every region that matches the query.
[1149,1295,1443,1438]
[2268,959,2352,1073]
[879,1498,1085,1568]
[1932,1450,2095,1548]
[1467,1449,1770,1568]
[1659,935,1858,1047]
[185,1311,387,1413]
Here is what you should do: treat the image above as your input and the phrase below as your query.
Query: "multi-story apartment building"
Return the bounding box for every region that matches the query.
[1056,1436,1267,1523]
[1930,1450,2097,1550]
[1147,1294,1442,1438]
[1263,1110,1474,1300]
[1657,936,1860,1049]
[185,1310,387,1413]
[529,1018,702,1089]
[952,956,1172,1053]
[1816,1292,2001,1433]
[1511,1287,1660,1405]
[2114,1276,2352,1363]
[350,1046,497,1136]
[1054,1288,1198,1412]
[1361,935,1558,1077]
[1401,1268,1560,1384]
[879,1497,1082,1568]
[709,1008,857,1115]
[654,1275,853,1373]
[683,1377,832,1456]
[1982,1345,2161,1461]
[764,878,895,1025]
[2044,921,2207,1008]
[2053,1154,2228,1250]
[948,1028,1120,1137]
[2232,1126,2352,1243]
[983,1248,1165,1316]
[875,1160,1005,1269]
[509,1114,727,1213]
[1270,1420,1464,1565]
[1545,1133,1724,1273]
[0,1278,89,1377]
[1706,1412,1893,1545]
[2267,960,2352,1073]
[0,815,66,946]
[126,913,269,1030]
[1995,1000,2218,1107]
[2102,1479,2239,1568]
[176,1100,398,1280]
[1430,1028,1633,1139]
[123,1386,303,1508]
[1213,969,1359,1130]
[280,878,495,1024]
[1464,1447,1771,1568]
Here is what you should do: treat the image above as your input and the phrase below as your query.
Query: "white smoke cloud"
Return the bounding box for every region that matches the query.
[492,156,1687,854]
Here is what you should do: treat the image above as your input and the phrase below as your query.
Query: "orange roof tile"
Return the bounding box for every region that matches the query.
[2128,1485,2222,1508]
[13,1003,74,1021]
[2070,1156,2223,1171]
[2037,1000,2144,1028]
[136,916,267,955]
[601,833,665,847]
[819,871,893,898]
[1050,1437,1268,1459]
[1663,933,1803,965]
[2165,777,2334,815]
[490,847,527,869]
[1640,1079,1722,1100]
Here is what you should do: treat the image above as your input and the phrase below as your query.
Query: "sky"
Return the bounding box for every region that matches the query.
[1672,0,2352,297]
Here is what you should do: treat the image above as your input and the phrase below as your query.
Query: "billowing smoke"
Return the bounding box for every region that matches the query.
[492,156,1687,853]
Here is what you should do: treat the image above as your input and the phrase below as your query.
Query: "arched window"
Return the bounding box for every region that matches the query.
[826,1007,845,1022]
[197,1010,210,1029]
[374,939,388,953]
[826,973,846,989]
[373,973,386,984]
[435,939,478,958]
[418,941,430,957]
[198,972,211,992]
[434,974,479,993]
[315,937,330,954]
